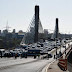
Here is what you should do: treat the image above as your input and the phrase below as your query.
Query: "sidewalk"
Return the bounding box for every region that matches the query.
[47,42,72,72]
[47,60,69,72]
[47,61,63,72]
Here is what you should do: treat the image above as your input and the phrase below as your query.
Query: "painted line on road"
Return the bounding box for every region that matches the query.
[36,59,53,72]
[41,59,55,72]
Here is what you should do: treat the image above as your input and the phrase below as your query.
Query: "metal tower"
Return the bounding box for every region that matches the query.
[4,20,11,32]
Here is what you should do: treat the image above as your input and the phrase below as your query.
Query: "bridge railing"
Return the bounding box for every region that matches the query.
[58,58,67,71]
[58,43,72,71]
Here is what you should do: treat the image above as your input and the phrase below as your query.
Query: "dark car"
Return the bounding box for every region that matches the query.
[21,52,27,58]
[27,49,41,56]
[63,45,66,48]
[48,54,52,58]
[48,48,51,51]
[4,52,12,57]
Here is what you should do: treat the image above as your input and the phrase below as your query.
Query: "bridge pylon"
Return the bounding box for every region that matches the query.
[34,5,39,43]
[20,5,43,45]
[51,18,59,40]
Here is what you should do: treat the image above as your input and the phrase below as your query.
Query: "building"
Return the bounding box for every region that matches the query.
[1,29,8,37]
[18,30,25,39]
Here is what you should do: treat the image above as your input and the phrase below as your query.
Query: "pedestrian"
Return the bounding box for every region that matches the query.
[15,53,17,59]
[1,51,2,58]
[38,54,40,59]
[34,55,36,59]
[54,55,55,59]
[47,53,49,60]
[25,53,27,58]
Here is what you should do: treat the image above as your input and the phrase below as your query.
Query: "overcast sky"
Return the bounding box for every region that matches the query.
[0,0,72,34]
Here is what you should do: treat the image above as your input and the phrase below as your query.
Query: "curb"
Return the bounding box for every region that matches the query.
[42,60,55,72]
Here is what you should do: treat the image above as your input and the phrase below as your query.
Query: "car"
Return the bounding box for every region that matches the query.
[47,48,51,51]
[54,46,57,48]
[21,45,27,49]
[32,46,35,48]
[63,45,66,48]
[48,54,52,58]
[37,45,41,48]
[39,43,44,47]
[0,49,5,57]
[21,52,27,58]
[4,51,12,57]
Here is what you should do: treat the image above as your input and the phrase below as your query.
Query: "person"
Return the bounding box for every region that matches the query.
[1,51,2,58]
[15,53,17,59]
[25,53,27,58]
[54,55,55,59]
[59,51,62,57]
[47,53,49,60]
[38,54,40,59]
[34,55,36,59]
[20,53,22,58]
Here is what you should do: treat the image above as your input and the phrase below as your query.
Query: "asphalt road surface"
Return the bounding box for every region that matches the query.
[0,58,54,72]
[0,42,71,72]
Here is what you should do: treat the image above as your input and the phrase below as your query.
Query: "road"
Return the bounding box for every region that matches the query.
[0,41,71,72]
[0,46,65,72]
[0,58,54,72]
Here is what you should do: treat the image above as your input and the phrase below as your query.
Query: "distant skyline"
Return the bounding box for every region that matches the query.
[0,0,72,34]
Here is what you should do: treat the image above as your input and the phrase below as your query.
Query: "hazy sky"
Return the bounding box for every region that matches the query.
[0,0,72,34]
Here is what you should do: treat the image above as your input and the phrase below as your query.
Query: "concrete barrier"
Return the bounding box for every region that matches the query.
[58,58,67,71]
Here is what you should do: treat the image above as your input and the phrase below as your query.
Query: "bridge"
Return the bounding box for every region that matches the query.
[20,5,72,72]
[20,5,59,45]
[20,5,44,45]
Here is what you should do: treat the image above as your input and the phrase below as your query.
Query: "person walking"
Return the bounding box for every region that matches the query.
[1,51,2,58]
